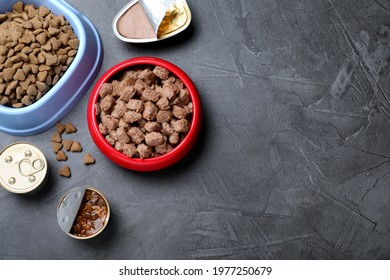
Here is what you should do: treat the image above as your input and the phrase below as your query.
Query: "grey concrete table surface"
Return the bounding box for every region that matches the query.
[1,0,390,259]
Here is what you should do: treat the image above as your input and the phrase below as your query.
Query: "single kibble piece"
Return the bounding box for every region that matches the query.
[65,122,77,134]
[70,141,82,152]
[56,150,68,161]
[62,139,73,151]
[50,131,62,143]
[55,122,66,134]
[51,142,62,154]
[83,153,95,165]
[59,165,71,177]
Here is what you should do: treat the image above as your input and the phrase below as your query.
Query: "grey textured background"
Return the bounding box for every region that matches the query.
[1,0,390,259]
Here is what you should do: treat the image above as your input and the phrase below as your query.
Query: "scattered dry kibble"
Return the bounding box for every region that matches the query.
[51,142,62,154]
[50,131,62,143]
[51,121,96,176]
[0,2,79,108]
[56,122,66,134]
[70,140,82,152]
[59,165,71,177]
[65,122,77,134]
[83,153,95,165]
[62,139,73,151]
[95,66,193,159]
[56,150,67,161]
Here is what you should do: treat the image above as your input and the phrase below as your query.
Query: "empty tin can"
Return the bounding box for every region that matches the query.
[0,142,48,194]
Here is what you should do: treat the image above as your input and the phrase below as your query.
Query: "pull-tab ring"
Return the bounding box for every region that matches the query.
[18,159,45,177]
[18,159,33,177]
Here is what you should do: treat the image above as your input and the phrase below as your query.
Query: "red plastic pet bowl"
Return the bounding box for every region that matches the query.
[87,57,202,171]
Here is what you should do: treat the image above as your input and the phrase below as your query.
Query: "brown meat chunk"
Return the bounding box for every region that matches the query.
[122,143,138,158]
[174,78,184,89]
[161,122,174,135]
[156,96,170,110]
[122,70,137,86]
[141,88,160,102]
[172,119,190,133]
[119,86,135,102]
[144,122,162,132]
[99,95,115,112]
[153,66,169,80]
[162,75,176,86]
[179,88,190,105]
[169,132,180,145]
[142,101,158,121]
[116,127,130,144]
[109,130,118,142]
[155,143,173,155]
[172,105,190,119]
[133,79,148,95]
[126,99,143,112]
[98,83,112,98]
[127,127,144,144]
[138,69,156,85]
[101,115,118,130]
[123,111,142,123]
[105,134,116,146]
[111,100,127,119]
[161,85,177,101]
[156,110,173,123]
[137,143,153,159]
[111,80,125,97]
[99,123,109,135]
[114,141,124,151]
[186,102,193,113]
[145,132,164,147]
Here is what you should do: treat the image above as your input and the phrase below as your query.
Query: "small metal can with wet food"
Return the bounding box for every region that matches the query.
[57,186,110,239]
[0,142,49,194]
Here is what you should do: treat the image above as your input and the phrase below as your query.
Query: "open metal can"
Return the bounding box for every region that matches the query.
[113,0,192,43]
[0,142,49,194]
[57,186,110,240]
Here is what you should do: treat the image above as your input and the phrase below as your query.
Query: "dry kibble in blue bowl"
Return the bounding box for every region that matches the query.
[0,1,79,108]
[0,0,103,136]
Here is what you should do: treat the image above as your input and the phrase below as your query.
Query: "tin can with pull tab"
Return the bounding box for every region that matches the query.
[0,142,49,194]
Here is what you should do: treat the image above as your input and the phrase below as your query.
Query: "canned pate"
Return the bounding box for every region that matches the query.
[113,0,192,43]
[0,142,48,194]
[57,186,110,240]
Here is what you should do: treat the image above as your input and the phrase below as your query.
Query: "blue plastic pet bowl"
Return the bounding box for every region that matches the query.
[0,0,103,136]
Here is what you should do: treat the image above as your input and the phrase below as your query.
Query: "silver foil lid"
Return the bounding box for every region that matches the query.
[139,0,182,36]
[57,186,86,234]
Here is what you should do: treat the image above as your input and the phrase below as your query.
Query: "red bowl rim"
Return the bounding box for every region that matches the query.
[87,57,202,171]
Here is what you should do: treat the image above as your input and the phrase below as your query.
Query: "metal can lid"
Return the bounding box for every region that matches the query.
[0,142,48,194]
[57,186,87,234]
